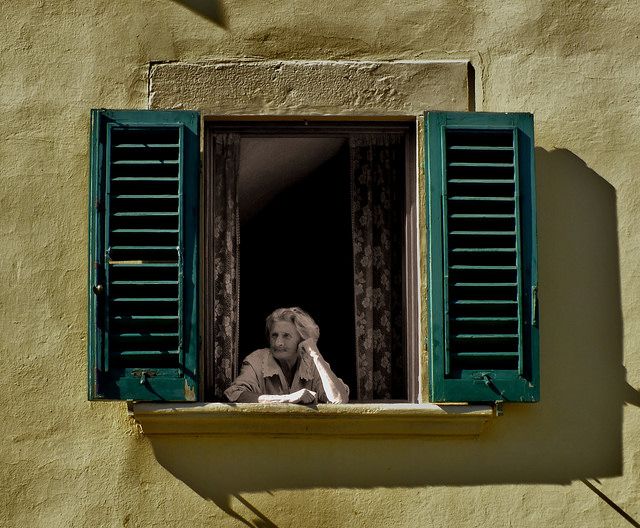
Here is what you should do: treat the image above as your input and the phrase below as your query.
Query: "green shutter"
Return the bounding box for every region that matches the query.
[426,111,539,402]
[88,110,199,401]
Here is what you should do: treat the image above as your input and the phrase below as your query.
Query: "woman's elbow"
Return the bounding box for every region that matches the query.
[328,390,349,404]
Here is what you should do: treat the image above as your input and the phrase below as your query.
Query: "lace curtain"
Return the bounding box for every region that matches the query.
[350,134,405,401]
[205,133,240,400]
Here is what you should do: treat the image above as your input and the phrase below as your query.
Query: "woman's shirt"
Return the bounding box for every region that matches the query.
[224,348,333,403]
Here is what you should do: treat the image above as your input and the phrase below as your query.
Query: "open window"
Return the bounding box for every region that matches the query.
[203,121,418,402]
[88,110,538,404]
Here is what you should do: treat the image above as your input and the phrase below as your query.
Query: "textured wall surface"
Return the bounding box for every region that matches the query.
[2,1,640,527]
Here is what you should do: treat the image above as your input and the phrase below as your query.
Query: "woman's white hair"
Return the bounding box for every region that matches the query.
[265,307,320,341]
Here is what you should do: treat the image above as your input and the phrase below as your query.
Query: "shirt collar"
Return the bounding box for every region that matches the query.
[261,350,282,379]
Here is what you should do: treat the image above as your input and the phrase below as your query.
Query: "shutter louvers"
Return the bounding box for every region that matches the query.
[427,112,539,403]
[89,110,199,401]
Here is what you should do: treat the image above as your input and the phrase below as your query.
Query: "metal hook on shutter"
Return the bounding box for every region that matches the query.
[481,373,507,400]
[132,369,156,385]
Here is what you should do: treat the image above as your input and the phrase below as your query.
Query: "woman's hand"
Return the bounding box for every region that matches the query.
[286,388,318,404]
[257,389,317,404]
[298,338,321,360]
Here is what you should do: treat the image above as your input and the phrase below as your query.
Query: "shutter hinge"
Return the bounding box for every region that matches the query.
[531,285,539,327]
[95,199,103,211]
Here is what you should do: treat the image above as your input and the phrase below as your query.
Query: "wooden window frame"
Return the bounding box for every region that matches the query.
[202,118,420,402]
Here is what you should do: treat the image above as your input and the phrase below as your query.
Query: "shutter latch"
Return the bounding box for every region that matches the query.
[473,372,506,399]
[531,285,539,327]
[132,370,157,385]
[472,372,494,382]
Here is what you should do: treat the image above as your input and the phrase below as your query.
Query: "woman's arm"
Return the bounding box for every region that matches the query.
[299,339,350,403]
[232,386,317,404]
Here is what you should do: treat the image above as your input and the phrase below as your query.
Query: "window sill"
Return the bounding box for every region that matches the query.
[131,402,495,438]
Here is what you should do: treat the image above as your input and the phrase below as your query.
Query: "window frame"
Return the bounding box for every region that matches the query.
[202,118,421,403]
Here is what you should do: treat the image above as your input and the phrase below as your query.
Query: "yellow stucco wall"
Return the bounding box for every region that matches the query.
[2,1,640,526]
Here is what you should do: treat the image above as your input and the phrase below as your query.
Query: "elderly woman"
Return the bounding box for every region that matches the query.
[224,307,349,404]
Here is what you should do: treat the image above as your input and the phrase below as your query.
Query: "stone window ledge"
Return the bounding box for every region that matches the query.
[131,403,494,438]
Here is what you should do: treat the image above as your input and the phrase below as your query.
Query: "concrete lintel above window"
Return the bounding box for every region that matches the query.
[149,59,472,115]
[131,403,494,438]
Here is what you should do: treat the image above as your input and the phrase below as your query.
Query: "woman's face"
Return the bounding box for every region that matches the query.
[270,320,302,363]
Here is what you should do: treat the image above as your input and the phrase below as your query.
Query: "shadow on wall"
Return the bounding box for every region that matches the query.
[145,149,638,518]
[171,0,228,29]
